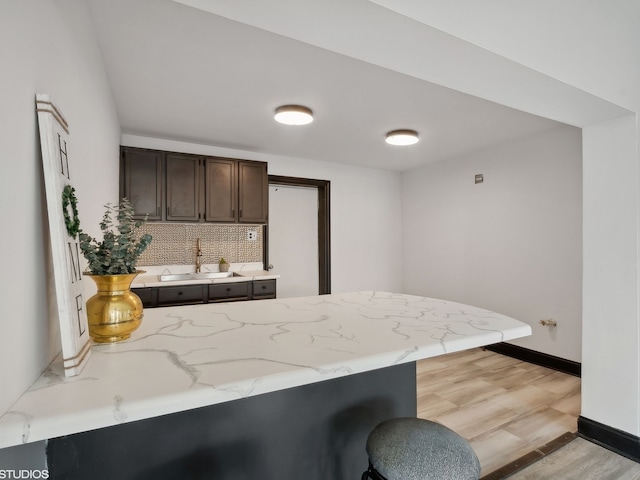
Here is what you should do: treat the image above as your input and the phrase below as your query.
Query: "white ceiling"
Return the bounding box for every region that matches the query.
[88,0,569,172]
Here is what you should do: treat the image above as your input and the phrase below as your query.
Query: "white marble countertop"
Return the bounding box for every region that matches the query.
[132,263,279,287]
[0,291,530,449]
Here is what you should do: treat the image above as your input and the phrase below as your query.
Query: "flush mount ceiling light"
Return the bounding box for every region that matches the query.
[274,105,314,125]
[385,129,419,146]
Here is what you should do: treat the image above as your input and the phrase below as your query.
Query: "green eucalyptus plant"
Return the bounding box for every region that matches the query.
[79,198,152,275]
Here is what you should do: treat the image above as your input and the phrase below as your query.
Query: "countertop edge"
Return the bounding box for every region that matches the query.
[0,327,530,449]
[0,292,531,449]
[133,271,279,288]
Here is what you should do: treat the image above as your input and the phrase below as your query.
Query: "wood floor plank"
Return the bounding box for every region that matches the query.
[473,354,527,370]
[433,399,522,439]
[416,393,458,418]
[469,429,531,476]
[490,384,563,413]
[429,378,506,406]
[549,390,581,417]
[530,370,581,395]
[503,407,577,446]
[477,366,549,388]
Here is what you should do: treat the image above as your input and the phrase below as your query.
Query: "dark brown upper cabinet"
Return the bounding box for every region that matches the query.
[120,147,268,224]
[204,157,236,222]
[166,153,201,222]
[204,158,268,223]
[238,160,268,224]
[120,147,163,220]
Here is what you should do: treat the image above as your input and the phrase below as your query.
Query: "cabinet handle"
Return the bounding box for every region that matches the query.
[226,287,231,292]
[239,209,243,218]
[156,207,160,216]
[178,291,183,295]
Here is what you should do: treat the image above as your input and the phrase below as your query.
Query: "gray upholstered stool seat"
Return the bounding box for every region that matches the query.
[362,417,481,480]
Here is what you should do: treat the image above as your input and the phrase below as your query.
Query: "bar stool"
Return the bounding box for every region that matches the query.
[361,417,481,480]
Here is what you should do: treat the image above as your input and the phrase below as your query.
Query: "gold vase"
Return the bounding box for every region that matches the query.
[85,271,144,343]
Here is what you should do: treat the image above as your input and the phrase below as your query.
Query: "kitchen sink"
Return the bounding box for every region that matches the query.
[158,272,234,282]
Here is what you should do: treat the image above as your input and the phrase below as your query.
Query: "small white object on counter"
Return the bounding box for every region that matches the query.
[0,291,530,449]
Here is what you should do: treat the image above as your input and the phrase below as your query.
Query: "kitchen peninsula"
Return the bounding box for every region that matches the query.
[0,291,530,479]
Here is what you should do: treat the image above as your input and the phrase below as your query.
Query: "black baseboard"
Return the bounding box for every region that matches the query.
[578,416,640,463]
[484,342,581,377]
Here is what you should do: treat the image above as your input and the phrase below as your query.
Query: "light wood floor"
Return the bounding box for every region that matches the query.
[417,348,581,477]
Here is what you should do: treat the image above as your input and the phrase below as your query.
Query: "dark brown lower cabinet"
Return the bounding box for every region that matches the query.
[209,282,251,303]
[157,285,206,306]
[252,279,276,299]
[133,279,276,308]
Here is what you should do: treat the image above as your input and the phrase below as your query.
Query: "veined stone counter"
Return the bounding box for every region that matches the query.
[0,291,530,449]
[132,262,279,287]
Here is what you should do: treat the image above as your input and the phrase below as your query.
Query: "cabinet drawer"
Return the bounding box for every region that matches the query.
[252,279,276,299]
[157,285,205,306]
[209,282,251,302]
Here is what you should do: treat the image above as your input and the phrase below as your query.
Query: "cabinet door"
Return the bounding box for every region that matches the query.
[166,153,201,222]
[251,279,276,299]
[204,158,237,222]
[120,147,163,220]
[238,160,268,224]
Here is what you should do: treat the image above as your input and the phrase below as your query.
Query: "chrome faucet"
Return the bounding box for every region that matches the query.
[195,238,203,273]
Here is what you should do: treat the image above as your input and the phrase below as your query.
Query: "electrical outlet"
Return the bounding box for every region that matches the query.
[247,230,258,241]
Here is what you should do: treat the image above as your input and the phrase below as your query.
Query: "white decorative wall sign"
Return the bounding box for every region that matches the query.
[36,93,91,377]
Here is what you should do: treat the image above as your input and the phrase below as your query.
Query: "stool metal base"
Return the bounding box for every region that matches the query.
[362,462,387,480]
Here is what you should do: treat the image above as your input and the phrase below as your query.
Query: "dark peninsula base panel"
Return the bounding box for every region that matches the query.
[47,362,417,480]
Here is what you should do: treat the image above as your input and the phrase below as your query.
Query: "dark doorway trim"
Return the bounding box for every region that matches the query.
[266,175,331,295]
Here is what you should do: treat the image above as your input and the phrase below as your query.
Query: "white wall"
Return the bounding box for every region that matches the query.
[403,126,582,361]
[0,0,120,415]
[121,134,404,295]
[582,114,640,432]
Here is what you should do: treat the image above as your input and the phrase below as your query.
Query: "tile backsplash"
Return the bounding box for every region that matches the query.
[137,223,264,267]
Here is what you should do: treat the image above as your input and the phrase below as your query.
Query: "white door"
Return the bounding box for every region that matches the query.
[268,184,318,298]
